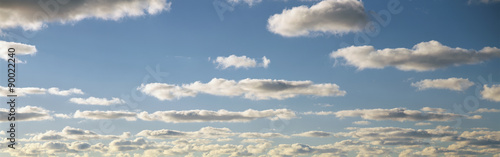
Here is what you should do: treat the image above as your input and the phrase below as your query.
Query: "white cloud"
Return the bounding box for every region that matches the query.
[292,131,333,137]
[267,0,367,37]
[70,97,125,105]
[54,113,71,119]
[481,84,500,102]
[138,78,346,100]
[0,41,37,61]
[0,86,83,97]
[74,110,137,121]
[48,87,84,96]
[470,108,500,113]
[353,121,371,125]
[213,55,270,69]
[137,108,296,123]
[0,0,171,31]
[330,40,500,71]
[0,106,52,122]
[411,78,474,91]
[309,107,481,122]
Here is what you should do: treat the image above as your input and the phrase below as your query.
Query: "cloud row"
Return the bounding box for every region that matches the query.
[331,40,500,71]
[69,97,125,106]
[0,86,83,97]
[212,55,270,69]
[267,0,367,37]
[305,107,481,122]
[0,0,171,31]
[138,78,346,100]
[70,108,296,123]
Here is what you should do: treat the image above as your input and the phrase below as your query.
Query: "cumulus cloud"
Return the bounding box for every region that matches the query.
[0,86,83,97]
[481,84,500,102]
[292,131,333,137]
[74,110,137,121]
[0,106,52,122]
[330,40,500,71]
[239,132,289,138]
[69,97,125,105]
[267,0,367,37]
[138,108,296,123]
[411,78,474,91]
[212,55,270,69]
[138,78,345,100]
[0,41,37,61]
[415,122,432,126]
[309,107,480,122]
[0,0,171,31]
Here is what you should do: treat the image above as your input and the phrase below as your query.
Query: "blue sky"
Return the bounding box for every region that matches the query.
[1,0,500,156]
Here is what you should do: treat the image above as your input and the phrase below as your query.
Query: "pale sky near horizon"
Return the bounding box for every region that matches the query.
[0,0,500,156]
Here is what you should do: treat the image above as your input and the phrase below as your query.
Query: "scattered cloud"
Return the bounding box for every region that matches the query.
[227,0,262,6]
[0,41,37,61]
[74,110,137,121]
[267,0,367,37]
[239,132,290,138]
[411,78,474,91]
[308,107,480,122]
[138,78,346,100]
[70,97,125,105]
[330,40,500,71]
[138,108,296,123]
[481,84,500,102]
[0,0,171,31]
[136,127,235,139]
[0,106,52,122]
[212,55,270,69]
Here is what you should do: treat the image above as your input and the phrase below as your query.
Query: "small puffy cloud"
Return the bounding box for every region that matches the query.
[330,40,500,71]
[292,131,333,137]
[70,97,125,105]
[411,78,474,91]
[415,122,432,126]
[267,0,367,37]
[0,86,83,97]
[0,106,52,122]
[137,108,296,123]
[0,0,171,31]
[48,87,84,96]
[470,108,500,113]
[0,41,37,61]
[74,110,137,121]
[54,113,71,119]
[213,55,270,69]
[353,121,371,125]
[481,84,500,102]
[138,78,346,100]
[309,107,480,122]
